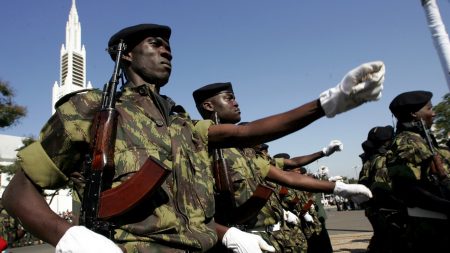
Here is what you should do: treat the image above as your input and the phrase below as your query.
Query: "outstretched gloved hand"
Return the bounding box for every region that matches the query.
[303,212,314,223]
[222,227,275,253]
[322,140,343,156]
[283,209,300,225]
[319,61,385,118]
[333,181,373,204]
[55,226,122,253]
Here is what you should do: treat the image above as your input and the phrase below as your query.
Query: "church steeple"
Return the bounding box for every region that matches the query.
[52,0,92,114]
[66,0,81,52]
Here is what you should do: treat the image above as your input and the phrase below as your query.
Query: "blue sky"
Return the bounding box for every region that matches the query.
[1,0,449,178]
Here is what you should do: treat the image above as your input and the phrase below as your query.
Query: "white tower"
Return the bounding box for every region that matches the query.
[52,0,92,114]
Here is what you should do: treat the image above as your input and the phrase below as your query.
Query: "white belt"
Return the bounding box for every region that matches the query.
[250,222,281,233]
[407,207,447,220]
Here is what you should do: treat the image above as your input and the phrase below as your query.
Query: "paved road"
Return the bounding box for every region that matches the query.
[7,207,372,253]
[325,207,372,235]
[325,207,373,252]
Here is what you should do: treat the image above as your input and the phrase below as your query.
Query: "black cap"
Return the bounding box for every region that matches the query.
[361,140,375,153]
[108,24,171,60]
[367,125,394,144]
[193,82,234,105]
[389,90,432,121]
[273,153,290,159]
[259,143,269,150]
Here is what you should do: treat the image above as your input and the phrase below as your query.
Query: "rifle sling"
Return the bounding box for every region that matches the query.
[98,156,171,219]
[230,184,273,225]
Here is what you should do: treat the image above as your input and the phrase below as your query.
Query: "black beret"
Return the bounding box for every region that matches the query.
[367,125,394,144]
[193,82,234,105]
[389,90,432,120]
[108,24,171,60]
[361,140,375,153]
[259,143,269,150]
[273,153,290,159]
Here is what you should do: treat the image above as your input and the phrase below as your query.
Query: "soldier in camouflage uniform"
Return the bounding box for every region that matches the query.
[386,90,450,252]
[358,125,407,253]
[273,153,334,253]
[193,82,374,252]
[2,24,218,253]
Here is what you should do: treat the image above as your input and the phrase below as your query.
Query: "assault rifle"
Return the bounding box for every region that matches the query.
[80,40,171,238]
[212,113,273,226]
[419,119,447,180]
[419,119,450,200]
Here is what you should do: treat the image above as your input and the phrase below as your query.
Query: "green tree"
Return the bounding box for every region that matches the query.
[0,79,27,128]
[433,92,450,145]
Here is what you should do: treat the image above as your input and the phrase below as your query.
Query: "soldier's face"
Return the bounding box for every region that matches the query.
[125,36,172,87]
[210,92,241,124]
[414,101,435,128]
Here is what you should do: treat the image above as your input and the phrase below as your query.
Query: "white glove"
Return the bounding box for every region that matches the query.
[319,61,385,118]
[333,181,373,204]
[322,140,343,156]
[222,227,275,253]
[283,209,300,225]
[303,212,314,223]
[55,226,122,253]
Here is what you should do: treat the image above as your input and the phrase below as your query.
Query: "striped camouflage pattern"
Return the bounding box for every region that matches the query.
[251,155,307,252]
[255,225,307,253]
[27,83,218,252]
[280,188,322,239]
[386,130,450,251]
[194,120,308,251]
[359,154,391,192]
[386,130,449,182]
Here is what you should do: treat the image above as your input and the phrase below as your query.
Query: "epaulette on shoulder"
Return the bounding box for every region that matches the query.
[54,88,100,110]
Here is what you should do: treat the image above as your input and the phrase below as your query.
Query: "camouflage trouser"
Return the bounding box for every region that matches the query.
[120,241,195,253]
[254,226,307,253]
[305,223,333,253]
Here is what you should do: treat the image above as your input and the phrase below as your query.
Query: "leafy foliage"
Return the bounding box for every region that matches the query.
[0,80,27,128]
[433,93,450,145]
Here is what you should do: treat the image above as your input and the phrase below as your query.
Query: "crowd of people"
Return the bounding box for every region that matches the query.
[0,22,448,253]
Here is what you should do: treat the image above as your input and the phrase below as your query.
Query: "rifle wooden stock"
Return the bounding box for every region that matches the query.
[98,156,171,219]
[90,109,118,189]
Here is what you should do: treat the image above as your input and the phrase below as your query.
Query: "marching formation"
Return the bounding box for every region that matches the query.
[0,22,449,253]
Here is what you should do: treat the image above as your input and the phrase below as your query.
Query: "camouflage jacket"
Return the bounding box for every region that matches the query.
[386,129,450,204]
[359,154,391,190]
[18,83,217,252]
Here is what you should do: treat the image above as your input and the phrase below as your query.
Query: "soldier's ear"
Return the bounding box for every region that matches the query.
[121,51,132,62]
[202,101,214,112]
